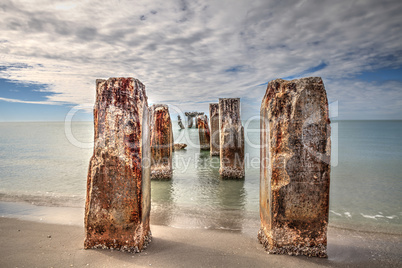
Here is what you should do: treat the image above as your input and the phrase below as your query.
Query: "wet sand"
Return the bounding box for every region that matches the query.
[0,217,401,267]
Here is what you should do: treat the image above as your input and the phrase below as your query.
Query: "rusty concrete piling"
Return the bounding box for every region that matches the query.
[209,103,220,156]
[197,115,211,150]
[85,77,151,253]
[259,77,331,257]
[218,98,245,179]
[149,104,173,180]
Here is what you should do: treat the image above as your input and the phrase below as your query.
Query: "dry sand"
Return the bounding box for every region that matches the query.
[0,217,401,268]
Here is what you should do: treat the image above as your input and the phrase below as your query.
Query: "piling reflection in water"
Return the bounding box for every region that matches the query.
[196,150,246,232]
[150,127,248,232]
[150,179,175,226]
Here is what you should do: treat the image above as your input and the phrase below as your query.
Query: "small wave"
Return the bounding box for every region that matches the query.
[386,215,398,219]
[330,210,342,217]
[361,213,378,219]
[0,192,85,208]
[344,212,352,218]
[360,213,399,220]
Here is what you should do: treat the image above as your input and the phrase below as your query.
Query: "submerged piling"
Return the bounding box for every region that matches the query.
[149,104,173,180]
[85,77,151,253]
[209,103,220,156]
[197,115,211,150]
[259,77,331,257]
[187,114,193,128]
[218,98,245,179]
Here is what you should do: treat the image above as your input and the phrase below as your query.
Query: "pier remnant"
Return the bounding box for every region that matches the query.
[259,77,331,257]
[85,77,151,252]
[177,115,185,129]
[197,115,211,150]
[219,98,245,179]
[187,115,193,128]
[185,112,204,128]
[149,104,173,180]
[209,103,220,156]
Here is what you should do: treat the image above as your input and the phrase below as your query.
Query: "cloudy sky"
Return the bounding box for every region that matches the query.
[0,0,401,121]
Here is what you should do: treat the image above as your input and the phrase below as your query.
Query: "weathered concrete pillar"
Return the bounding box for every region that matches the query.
[258,77,331,257]
[178,115,185,129]
[187,115,193,128]
[85,77,151,253]
[195,115,199,128]
[149,104,173,180]
[209,103,220,156]
[197,115,210,150]
[219,98,245,179]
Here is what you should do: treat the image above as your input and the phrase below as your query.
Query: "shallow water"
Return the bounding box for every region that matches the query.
[0,120,401,234]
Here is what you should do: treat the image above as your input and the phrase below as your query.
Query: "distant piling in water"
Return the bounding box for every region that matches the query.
[185,111,204,128]
[177,115,185,129]
[149,104,173,180]
[259,77,331,257]
[218,98,245,179]
[209,103,220,156]
[197,114,211,150]
[85,77,151,253]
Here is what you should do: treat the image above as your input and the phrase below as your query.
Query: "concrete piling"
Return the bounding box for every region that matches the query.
[258,77,331,257]
[218,98,245,179]
[209,103,220,156]
[85,77,151,252]
[149,104,173,180]
[197,114,211,150]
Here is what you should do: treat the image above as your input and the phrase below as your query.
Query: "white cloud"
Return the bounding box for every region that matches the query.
[0,96,58,105]
[0,0,401,119]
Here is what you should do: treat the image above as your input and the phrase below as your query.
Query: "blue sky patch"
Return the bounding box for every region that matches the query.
[303,62,328,74]
[0,78,52,102]
[282,62,328,80]
[224,65,247,73]
[356,67,402,83]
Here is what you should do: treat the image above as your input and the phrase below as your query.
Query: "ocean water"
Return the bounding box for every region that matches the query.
[0,120,401,235]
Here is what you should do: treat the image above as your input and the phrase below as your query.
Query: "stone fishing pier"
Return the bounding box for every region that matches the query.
[85,76,330,258]
[258,77,331,257]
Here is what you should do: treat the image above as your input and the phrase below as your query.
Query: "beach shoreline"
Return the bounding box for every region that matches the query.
[0,215,401,267]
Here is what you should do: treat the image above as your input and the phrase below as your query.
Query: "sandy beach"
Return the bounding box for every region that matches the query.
[0,216,400,268]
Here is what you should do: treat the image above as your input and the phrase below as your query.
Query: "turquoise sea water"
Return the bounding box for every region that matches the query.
[0,120,401,234]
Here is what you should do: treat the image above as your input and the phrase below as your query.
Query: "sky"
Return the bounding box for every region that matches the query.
[0,0,402,121]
